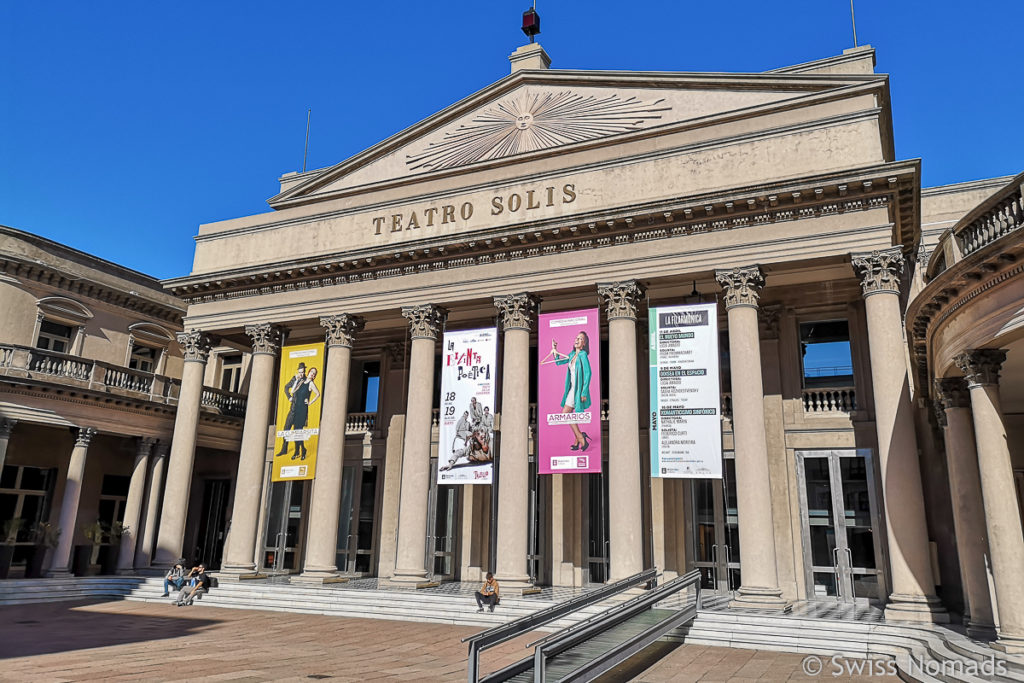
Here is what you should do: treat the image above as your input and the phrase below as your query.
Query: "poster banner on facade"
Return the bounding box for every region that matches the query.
[649,303,723,478]
[538,308,602,474]
[437,327,497,484]
[272,342,325,482]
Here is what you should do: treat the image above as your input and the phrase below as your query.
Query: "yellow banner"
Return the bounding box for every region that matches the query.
[272,342,325,482]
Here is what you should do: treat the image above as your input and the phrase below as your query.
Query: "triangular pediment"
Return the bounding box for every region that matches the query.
[270,69,885,209]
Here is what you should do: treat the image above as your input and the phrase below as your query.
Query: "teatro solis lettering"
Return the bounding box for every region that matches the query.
[372,183,577,235]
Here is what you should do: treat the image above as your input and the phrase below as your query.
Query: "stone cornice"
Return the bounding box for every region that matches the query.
[169,164,914,307]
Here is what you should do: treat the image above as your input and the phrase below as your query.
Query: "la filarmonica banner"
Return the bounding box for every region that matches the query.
[538,308,602,474]
[273,342,325,482]
[437,327,496,484]
[649,303,723,478]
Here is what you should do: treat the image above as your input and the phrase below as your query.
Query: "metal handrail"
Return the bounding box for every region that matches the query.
[533,569,702,683]
[464,567,656,683]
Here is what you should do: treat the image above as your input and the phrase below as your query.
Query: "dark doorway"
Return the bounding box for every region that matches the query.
[195,479,230,569]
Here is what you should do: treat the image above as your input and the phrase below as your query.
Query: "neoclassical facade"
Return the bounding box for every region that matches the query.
[3,42,1023,650]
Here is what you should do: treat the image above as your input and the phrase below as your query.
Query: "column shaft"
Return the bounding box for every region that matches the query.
[301,314,360,579]
[496,326,531,585]
[116,438,155,573]
[222,340,279,574]
[135,446,168,568]
[49,428,96,575]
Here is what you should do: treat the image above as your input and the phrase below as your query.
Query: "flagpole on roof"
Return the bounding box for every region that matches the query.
[302,108,311,173]
[850,0,858,47]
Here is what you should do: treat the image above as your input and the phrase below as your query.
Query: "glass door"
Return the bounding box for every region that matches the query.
[527,455,548,584]
[585,471,609,584]
[262,480,306,574]
[427,459,459,582]
[195,479,230,569]
[689,454,740,595]
[797,449,883,602]
[336,464,380,575]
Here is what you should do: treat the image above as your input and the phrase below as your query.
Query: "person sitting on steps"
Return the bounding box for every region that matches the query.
[161,560,185,597]
[475,572,500,613]
[175,564,213,606]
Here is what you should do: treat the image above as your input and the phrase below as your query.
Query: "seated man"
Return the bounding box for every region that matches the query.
[161,562,185,597]
[176,564,212,606]
[474,572,500,613]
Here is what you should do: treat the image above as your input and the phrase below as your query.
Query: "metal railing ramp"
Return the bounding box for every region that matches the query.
[465,569,701,683]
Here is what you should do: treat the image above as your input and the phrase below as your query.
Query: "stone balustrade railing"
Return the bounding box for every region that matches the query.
[802,387,856,414]
[0,343,245,417]
[345,412,376,434]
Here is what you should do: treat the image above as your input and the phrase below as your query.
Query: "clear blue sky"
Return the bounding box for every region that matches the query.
[2,2,1021,279]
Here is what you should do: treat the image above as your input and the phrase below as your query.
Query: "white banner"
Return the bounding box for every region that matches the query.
[649,303,723,478]
[437,327,497,484]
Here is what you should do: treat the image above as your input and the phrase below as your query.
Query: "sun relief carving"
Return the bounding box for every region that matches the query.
[406,90,670,171]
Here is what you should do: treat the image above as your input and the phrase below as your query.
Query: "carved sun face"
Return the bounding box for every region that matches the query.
[407,90,669,171]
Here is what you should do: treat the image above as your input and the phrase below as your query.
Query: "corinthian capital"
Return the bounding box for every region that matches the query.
[597,280,645,321]
[851,248,905,297]
[320,314,364,348]
[0,419,16,440]
[176,330,216,363]
[75,426,98,447]
[933,377,971,410]
[494,293,539,331]
[715,265,765,309]
[954,349,1007,388]
[402,304,447,340]
[244,323,283,356]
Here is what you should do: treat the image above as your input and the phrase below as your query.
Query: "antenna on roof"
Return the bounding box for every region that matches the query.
[849,0,859,47]
[302,108,312,173]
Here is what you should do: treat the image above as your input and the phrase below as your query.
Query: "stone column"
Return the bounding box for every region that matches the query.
[954,350,1024,652]
[49,427,97,576]
[135,443,169,568]
[116,437,157,573]
[715,266,788,610]
[0,419,15,473]
[154,330,215,566]
[493,293,539,591]
[597,280,646,581]
[221,323,282,576]
[852,248,946,622]
[299,314,363,581]
[389,304,446,587]
[933,378,995,638]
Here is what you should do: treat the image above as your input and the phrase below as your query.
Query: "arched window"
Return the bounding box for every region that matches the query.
[126,322,175,375]
[33,296,93,355]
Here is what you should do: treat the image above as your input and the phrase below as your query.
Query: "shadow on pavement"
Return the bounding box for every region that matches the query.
[0,599,220,659]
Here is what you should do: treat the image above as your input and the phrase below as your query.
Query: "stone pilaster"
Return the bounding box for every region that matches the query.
[116,437,157,573]
[715,266,788,610]
[597,280,646,580]
[154,330,215,567]
[852,248,946,622]
[389,305,447,587]
[300,314,363,581]
[933,378,995,638]
[954,350,1024,652]
[0,418,15,475]
[222,324,283,577]
[493,293,539,591]
[49,427,97,576]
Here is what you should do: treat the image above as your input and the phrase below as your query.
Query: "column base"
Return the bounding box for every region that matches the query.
[884,593,949,623]
[293,570,350,585]
[494,575,542,596]
[217,564,267,582]
[115,568,138,576]
[729,585,791,612]
[967,623,998,641]
[991,634,1024,655]
[46,569,73,579]
[384,570,437,590]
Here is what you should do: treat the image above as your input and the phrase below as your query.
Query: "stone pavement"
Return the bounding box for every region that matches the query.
[0,600,877,681]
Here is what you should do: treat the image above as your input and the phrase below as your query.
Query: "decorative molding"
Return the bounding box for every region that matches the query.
[407,90,670,171]
[931,400,948,429]
[851,247,904,297]
[0,419,16,440]
[244,323,283,356]
[715,265,765,309]
[176,330,216,363]
[758,304,782,340]
[320,314,364,348]
[136,436,158,457]
[954,349,1007,388]
[74,426,97,447]
[401,304,447,341]
[494,293,539,331]
[933,377,971,410]
[597,280,645,321]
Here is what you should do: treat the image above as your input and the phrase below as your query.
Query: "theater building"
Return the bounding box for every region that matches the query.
[3,41,1023,650]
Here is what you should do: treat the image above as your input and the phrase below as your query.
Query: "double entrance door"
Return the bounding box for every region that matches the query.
[262,479,306,573]
[427,459,460,582]
[336,464,380,575]
[691,455,741,595]
[796,449,883,603]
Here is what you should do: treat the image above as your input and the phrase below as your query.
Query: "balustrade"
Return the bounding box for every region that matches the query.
[200,387,248,417]
[802,387,857,414]
[28,347,91,381]
[958,189,1024,257]
[345,412,376,434]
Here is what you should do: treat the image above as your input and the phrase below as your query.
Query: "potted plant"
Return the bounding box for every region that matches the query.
[0,518,24,579]
[26,522,60,578]
[99,521,127,575]
[74,520,105,576]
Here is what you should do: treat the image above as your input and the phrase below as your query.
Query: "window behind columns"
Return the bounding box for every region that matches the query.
[799,320,853,388]
[220,354,243,393]
[360,361,380,412]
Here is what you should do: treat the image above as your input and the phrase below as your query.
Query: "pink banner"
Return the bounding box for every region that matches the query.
[538,308,602,474]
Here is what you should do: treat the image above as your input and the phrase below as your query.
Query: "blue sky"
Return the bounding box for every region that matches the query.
[2,2,1021,279]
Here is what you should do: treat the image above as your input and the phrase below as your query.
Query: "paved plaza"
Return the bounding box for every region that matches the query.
[0,600,877,681]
